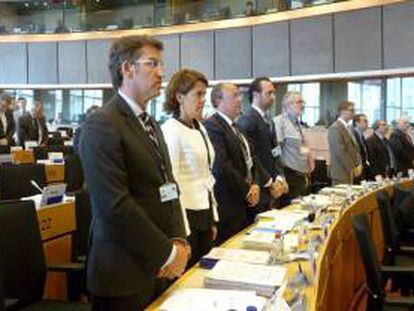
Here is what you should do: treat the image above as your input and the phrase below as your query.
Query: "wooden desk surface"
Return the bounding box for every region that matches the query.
[148,180,412,311]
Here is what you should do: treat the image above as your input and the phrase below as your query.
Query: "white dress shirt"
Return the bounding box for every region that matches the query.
[118,90,178,269]
[161,118,219,236]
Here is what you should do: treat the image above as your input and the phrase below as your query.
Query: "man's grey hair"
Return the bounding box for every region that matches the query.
[282,91,302,110]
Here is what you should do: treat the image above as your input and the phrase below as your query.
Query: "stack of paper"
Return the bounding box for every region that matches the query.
[158,289,267,311]
[243,228,299,251]
[203,247,270,265]
[319,187,348,197]
[204,260,286,297]
[256,210,307,228]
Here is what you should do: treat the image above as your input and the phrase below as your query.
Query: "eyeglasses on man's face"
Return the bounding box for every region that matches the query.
[134,58,164,69]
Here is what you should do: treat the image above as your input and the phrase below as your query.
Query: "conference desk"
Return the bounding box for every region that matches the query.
[9,149,65,183]
[148,180,412,310]
[37,200,76,299]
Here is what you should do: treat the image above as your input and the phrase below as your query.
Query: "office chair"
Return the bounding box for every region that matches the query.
[377,191,414,295]
[64,154,84,194]
[0,163,46,200]
[352,213,414,310]
[0,200,89,310]
[311,159,329,192]
[0,146,10,155]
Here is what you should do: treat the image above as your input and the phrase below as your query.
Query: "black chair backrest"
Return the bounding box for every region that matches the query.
[398,194,414,230]
[0,146,10,155]
[47,137,64,147]
[393,185,412,231]
[65,154,84,193]
[352,213,383,301]
[0,200,46,307]
[33,146,74,161]
[376,191,399,262]
[73,190,92,260]
[0,163,46,200]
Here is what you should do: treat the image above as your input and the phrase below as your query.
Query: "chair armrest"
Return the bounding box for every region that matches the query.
[380,265,414,275]
[47,262,84,273]
[398,245,414,255]
[385,297,414,307]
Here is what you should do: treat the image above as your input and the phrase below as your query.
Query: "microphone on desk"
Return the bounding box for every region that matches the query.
[30,180,43,194]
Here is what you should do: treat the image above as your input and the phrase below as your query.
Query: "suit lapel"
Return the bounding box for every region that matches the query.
[213,113,245,156]
[114,95,170,178]
[337,120,357,148]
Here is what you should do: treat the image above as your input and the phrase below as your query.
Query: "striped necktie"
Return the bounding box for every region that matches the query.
[139,112,165,168]
[232,123,253,184]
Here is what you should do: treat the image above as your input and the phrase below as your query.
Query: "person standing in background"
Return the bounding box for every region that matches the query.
[0,94,16,146]
[367,120,396,178]
[389,117,414,176]
[18,99,48,147]
[328,101,362,185]
[237,77,288,214]
[204,83,261,244]
[274,91,314,202]
[353,113,371,181]
[161,69,219,267]
[78,35,189,310]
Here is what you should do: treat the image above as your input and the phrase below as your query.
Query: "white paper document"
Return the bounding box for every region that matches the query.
[158,288,267,311]
[205,260,286,297]
[204,247,270,265]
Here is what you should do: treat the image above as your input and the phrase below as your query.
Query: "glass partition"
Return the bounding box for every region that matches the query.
[1,74,414,133]
[0,0,348,35]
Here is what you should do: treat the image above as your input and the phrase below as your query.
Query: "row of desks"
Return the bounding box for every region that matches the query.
[8,150,73,299]
[148,180,412,310]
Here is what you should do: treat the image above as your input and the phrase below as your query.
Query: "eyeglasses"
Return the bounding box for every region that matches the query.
[134,59,164,69]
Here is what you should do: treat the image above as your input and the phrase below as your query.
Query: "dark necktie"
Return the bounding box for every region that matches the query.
[139,112,165,172]
[383,138,396,171]
[232,123,252,184]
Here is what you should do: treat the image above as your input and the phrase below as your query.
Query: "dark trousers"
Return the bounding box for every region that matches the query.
[187,228,214,268]
[185,209,214,268]
[281,166,309,206]
[91,279,171,311]
[216,216,245,246]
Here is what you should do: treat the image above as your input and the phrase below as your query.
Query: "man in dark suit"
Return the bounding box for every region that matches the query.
[366,120,396,178]
[78,35,189,311]
[204,83,261,244]
[237,77,287,211]
[17,99,48,147]
[389,118,414,175]
[353,113,371,181]
[0,94,16,146]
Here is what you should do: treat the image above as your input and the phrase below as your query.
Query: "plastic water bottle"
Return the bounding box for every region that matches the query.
[270,232,284,264]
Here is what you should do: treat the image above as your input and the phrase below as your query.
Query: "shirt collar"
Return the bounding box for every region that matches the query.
[216,111,234,127]
[338,117,351,128]
[252,104,266,119]
[118,90,145,117]
[375,131,385,140]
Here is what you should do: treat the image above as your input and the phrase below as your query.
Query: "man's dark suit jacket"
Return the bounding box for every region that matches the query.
[389,129,414,173]
[17,113,48,146]
[78,94,186,298]
[353,128,371,179]
[0,110,15,145]
[236,108,282,207]
[204,113,259,234]
[366,133,392,177]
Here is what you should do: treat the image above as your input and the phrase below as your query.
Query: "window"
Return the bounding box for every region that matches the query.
[348,79,381,124]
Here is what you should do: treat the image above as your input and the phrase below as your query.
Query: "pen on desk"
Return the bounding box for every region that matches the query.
[30,180,43,193]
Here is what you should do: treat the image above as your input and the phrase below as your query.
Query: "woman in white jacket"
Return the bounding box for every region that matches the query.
[161,69,219,267]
